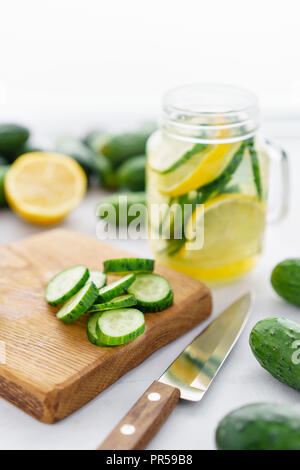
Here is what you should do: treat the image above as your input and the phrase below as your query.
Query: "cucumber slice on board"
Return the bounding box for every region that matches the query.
[88,270,107,289]
[46,265,89,305]
[103,258,154,274]
[88,294,137,312]
[127,273,174,312]
[96,308,145,346]
[56,282,98,324]
[97,273,136,302]
[87,312,103,345]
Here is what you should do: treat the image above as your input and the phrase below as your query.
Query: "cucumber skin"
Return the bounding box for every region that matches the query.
[88,295,137,312]
[57,282,99,324]
[249,317,300,390]
[96,309,145,346]
[87,312,102,344]
[216,403,300,450]
[138,290,174,313]
[0,165,9,207]
[0,124,30,153]
[271,259,300,306]
[101,128,154,167]
[46,266,89,306]
[97,191,146,227]
[97,274,136,303]
[116,154,146,191]
[248,137,262,200]
[103,258,154,274]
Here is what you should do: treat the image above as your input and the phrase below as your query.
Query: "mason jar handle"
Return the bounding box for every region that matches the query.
[264,139,289,223]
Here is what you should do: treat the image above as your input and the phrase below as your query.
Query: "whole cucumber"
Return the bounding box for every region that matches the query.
[216,403,300,450]
[271,259,300,306]
[97,191,146,227]
[101,123,156,167]
[0,124,30,154]
[250,316,300,389]
[116,154,146,191]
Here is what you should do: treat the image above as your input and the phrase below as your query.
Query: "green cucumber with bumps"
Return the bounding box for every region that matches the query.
[56,282,98,324]
[271,259,300,306]
[103,258,154,274]
[88,294,137,312]
[216,403,300,450]
[127,273,173,312]
[97,273,136,302]
[250,316,300,390]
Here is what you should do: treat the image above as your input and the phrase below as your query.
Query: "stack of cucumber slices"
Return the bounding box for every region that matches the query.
[45,258,174,347]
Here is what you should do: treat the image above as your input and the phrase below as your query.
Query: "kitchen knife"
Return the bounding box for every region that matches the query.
[98,292,253,450]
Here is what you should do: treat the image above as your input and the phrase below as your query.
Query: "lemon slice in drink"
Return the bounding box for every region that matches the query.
[152,142,240,197]
[5,152,87,225]
[181,193,266,267]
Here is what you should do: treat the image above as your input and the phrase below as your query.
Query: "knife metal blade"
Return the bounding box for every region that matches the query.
[98,292,253,450]
[158,292,253,401]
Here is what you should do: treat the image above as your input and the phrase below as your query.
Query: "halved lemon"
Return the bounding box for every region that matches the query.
[153,142,240,197]
[5,152,87,225]
[181,193,266,267]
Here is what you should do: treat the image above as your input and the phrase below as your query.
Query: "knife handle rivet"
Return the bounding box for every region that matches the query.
[148,392,161,402]
[120,424,136,435]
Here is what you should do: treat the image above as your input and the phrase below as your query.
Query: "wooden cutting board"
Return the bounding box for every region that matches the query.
[0,229,212,423]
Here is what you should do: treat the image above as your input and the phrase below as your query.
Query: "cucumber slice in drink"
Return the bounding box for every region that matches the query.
[88,294,137,312]
[56,282,98,324]
[248,138,262,199]
[103,258,154,274]
[46,265,89,305]
[127,273,173,312]
[88,270,107,289]
[97,273,136,302]
[96,308,145,346]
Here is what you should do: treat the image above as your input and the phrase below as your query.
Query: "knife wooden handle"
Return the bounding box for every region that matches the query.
[97,381,180,450]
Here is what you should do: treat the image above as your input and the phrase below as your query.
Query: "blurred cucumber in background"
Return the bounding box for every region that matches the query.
[0,157,9,207]
[0,120,153,223]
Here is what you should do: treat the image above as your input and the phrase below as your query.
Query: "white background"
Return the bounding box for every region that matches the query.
[0,0,299,138]
[1,0,300,450]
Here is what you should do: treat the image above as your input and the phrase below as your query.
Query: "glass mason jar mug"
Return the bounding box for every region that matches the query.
[146,84,288,284]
